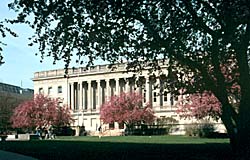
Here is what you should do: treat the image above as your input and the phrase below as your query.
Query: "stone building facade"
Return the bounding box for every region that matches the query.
[33,63,225,135]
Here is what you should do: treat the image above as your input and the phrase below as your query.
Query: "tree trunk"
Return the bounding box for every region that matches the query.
[235,97,250,159]
[220,106,237,152]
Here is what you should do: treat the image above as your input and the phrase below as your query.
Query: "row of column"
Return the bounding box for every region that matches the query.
[68,76,175,111]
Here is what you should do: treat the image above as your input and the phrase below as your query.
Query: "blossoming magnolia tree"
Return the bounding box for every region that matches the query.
[11,94,73,130]
[177,63,240,121]
[100,92,155,128]
[177,91,222,121]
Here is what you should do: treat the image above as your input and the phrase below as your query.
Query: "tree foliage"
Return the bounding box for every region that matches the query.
[11,94,73,129]
[100,92,155,126]
[177,63,240,121]
[177,91,222,120]
[0,20,17,65]
[0,92,28,131]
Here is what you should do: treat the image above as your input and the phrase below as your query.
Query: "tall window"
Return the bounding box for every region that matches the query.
[170,94,174,106]
[170,94,178,106]
[153,92,157,102]
[164,91,168,102]
[58,86,62,93]
[39,88,43,94]
[48,87,52,95]
[143,90,146,103]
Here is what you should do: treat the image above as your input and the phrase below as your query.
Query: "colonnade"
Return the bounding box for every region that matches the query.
[68,76,176,111]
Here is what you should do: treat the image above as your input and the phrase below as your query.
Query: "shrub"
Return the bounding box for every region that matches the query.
[185,122,215,138]
[198,123,215,138]
[185,124,200,137]
[156,117,179,135]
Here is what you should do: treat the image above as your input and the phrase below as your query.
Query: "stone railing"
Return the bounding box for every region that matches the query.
[34,63,127,79]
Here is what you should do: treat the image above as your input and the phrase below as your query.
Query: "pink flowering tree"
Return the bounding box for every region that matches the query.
[177,63,240,121]
[11,94,73,130]
[177,91,222,121]
[100,92,155,128]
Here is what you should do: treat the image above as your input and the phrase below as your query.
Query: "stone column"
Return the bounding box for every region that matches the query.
[97,80,102,111]
[125,78,130,93]
[156,78,161,110]
[93,82,96,110]
[83,82,88,110]
[145,77,150,104]
[71,83,75,110]
[67,82,70,108]
[159,79,163,107]
[88,80,92,110]
[167,93,171,107]
[120,79,125,93]
[79,82,83,110]
[105,79,110,101]
[115,78,120,95]
[157,78,161,105]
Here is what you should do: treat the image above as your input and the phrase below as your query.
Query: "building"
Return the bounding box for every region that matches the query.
[33,63,225,135]
[0,82,34,97]
[0,82,34,131]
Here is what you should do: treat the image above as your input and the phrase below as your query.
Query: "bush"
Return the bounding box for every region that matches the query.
[156,116,179,135]
[198,123,215,138]
[54,126,75,136]
[185,124,200,137]
[185,122,215,138]
[124,117,179,136]
[124,125,168,136]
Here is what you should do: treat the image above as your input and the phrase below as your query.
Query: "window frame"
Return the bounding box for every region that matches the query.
[58,86,62,94]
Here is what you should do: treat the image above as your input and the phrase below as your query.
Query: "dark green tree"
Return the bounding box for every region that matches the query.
[0,92,29,133]
[5,0,250,158]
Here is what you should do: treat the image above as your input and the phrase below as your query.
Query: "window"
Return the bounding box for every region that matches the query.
[164,91,168,102]
[153,92,157,102]
[39,88,43,94]
[58,86,62,93]
[174,95,178,101]
[170,94,174,106]
[48,87,52,94]
[171,94,178,106]
[119,123,124,129]
[143,90,146,103]
[109,122,114,129]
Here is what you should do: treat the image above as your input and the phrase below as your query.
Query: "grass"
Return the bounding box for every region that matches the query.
[0,136,233,160]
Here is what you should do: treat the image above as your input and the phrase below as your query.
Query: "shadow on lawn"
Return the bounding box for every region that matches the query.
[0,140,233,160]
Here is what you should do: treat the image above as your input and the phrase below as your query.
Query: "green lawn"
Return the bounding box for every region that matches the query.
[0,136,233,160]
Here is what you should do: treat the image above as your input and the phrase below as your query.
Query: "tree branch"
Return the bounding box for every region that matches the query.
[183,0,220,37]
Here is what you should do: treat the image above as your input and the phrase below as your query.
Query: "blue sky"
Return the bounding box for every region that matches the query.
[0,0,76,89]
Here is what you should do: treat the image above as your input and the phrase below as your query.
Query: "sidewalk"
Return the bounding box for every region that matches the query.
[0,150,37,160]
